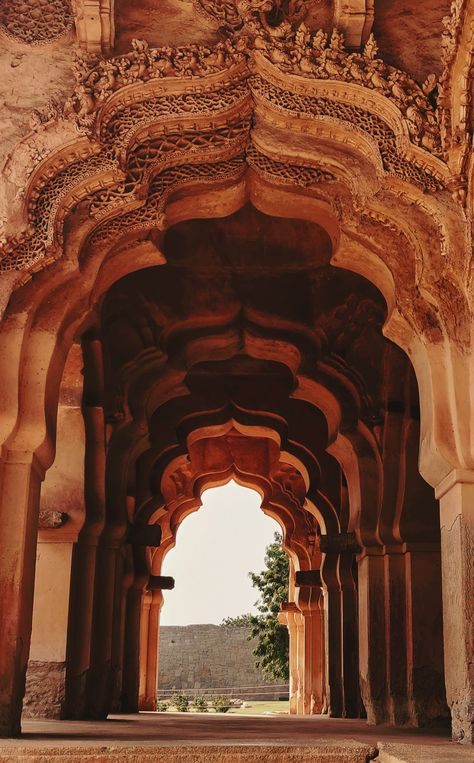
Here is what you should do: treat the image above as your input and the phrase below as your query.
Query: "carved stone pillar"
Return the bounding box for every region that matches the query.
[72,0,115,54]
[382,545,446,728]
[303,604,326,714]
[278,603,299,714]
[383,547,409,726]
[339,553,360,718]
[295,578,326,715]
[122,582,144,713]
[64,529,102,718]
[436,473,474,743]
[321,555,343,717]
[85,535,122,719]
[320,533,361,718]
[333,0,374,47]
[295,612,308,713]
[357,550,387,724]
[24,537,74,719]
[404,546,447,726]
[140,589,163,711]
[0,452,44,736]
[138,591,152,710]
[110,546,133,712]
[26,366,85,720]
[65,336,106,719]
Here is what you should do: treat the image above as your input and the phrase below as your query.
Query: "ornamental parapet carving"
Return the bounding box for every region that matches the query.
[59,39,248,130]
[250,68,445,193]
[250,27,442,159]
[0,11,458,281]
[193,1,442,156]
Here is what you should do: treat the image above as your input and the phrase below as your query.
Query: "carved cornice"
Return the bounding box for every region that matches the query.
[0,20,456,282]
[250,68,445,193]
[196,0,374,48]
[247,143,335,187]
[250,28,442,156]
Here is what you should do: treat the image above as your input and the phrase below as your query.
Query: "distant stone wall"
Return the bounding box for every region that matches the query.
[158,624,288,701]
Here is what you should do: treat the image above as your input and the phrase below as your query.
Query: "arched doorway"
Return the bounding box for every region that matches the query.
[16,206,447,735]
[0,9,472,739]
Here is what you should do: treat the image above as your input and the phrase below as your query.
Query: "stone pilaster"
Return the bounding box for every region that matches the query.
[436,473,474,743]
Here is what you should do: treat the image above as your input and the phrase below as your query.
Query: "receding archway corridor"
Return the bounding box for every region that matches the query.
[1,2,474,755]
[20,207,446,738]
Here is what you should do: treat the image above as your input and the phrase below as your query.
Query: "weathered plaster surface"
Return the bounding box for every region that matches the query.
[0,34,76,239]
[373,0,451,81]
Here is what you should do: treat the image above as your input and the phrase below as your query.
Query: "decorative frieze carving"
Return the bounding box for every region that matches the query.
[84,112,251,224]
[99,81,250,147]
[251,76,444,192]
[249,27,442,159]
[0,147,116,273]
[88,154,247,246]
[0,0,74,45]
[0,2,455,280]
[53,40,248,132]
[247,144,335,187]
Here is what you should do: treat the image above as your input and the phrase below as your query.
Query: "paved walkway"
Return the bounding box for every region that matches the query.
[0,713,471,762]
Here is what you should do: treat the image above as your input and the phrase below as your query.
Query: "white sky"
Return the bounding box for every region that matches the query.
[160,480,280,625]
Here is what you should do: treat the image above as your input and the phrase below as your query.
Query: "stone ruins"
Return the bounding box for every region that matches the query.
[0,0,473,752]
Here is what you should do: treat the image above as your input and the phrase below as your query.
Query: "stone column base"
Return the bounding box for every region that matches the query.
[23,661,66,719]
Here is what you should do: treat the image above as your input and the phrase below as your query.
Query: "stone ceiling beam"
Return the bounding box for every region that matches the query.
[333,0,374,48]
[71,0,115,55]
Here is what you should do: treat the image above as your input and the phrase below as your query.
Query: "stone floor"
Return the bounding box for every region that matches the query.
[0,713,472,762]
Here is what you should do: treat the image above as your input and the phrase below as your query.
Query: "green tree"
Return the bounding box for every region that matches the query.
[221,613,253,627]
[248,532,289,681]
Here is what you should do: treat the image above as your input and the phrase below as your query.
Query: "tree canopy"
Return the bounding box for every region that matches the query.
[221,532,289,681]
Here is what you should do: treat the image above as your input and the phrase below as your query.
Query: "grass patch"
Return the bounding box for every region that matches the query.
[227,700,289,715]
